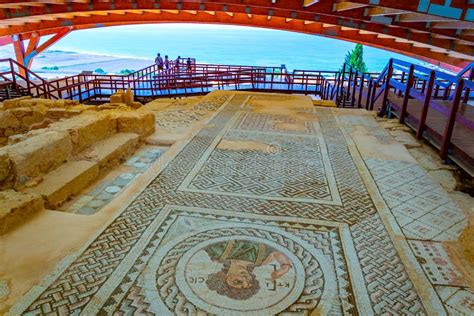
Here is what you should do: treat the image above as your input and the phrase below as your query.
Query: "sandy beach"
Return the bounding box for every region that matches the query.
[0,48,154,79]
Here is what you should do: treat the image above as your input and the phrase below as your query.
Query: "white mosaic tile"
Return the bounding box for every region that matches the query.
[445,289,474,314]
[409,241,466,287]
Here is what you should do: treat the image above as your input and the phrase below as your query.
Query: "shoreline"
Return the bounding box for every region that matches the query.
[1,49,155,79]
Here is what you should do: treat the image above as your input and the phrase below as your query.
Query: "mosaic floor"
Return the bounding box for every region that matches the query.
[7,92,473,315]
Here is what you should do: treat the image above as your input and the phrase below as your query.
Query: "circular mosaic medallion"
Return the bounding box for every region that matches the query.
[143,223,333,315]
[175,235,305,315]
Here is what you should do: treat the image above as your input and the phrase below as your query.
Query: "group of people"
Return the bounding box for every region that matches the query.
[154,53,193,72]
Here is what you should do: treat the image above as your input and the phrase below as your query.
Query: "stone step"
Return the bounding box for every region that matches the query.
[80,132,140,169]
[1,129,73,189]
[49,112,117,154]
[25,160,99,209]
[0,190,43,235]
[313,100,337,107]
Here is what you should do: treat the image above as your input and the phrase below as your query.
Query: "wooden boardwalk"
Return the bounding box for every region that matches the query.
[352,84,474,175]
[387,93,474,175]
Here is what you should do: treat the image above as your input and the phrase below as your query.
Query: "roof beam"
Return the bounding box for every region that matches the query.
[431,21,474,30]
[367,7,409,17]
[398,13,454,23]
[303,0,320,7]
[334,1,367,12]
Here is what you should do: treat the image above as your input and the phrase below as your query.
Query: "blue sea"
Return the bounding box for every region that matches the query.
[1,24,422,72]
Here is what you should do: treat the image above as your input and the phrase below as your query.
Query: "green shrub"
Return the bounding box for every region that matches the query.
[119,69,135,75]
[41,66,59,71]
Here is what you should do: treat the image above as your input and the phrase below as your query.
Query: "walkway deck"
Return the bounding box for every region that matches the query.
[350,81,474,176]
[4,92,470,315]
[382,92,474,175]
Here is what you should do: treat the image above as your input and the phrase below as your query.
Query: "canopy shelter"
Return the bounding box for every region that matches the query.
[0,0,473,74]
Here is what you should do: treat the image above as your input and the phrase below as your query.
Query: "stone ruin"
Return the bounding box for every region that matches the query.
[109,88,143,109]
[0,96,82,146]
[0,93,155,234]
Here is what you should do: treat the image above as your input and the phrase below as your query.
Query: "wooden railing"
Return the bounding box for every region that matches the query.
[353,58,474,174]
[326,58,474,174]
[0,58,343,102]
[0,58,58,99]
[28,62,332,101]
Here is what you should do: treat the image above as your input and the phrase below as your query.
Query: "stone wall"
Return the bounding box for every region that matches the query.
[0,108,155,190]
[0,96,84,146]
[0,96,156,234]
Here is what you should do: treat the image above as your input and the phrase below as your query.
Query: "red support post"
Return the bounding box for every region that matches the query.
[378,59,393,117]
[417,70,435,139]
[440,79,464,160]
[399,64,415,123]
[12,36,26,77]
[351,70,357,108]
[11,27,71,76]
[358,73,364,108]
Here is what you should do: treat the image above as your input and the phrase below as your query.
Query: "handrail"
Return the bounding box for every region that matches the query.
[457,62,474,78]
[0,58,59,99]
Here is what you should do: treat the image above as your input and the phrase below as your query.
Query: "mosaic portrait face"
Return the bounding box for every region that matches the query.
[137,219,334,315]
[175,235,306,314]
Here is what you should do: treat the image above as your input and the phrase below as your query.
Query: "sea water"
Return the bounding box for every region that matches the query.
[0,24,422,72]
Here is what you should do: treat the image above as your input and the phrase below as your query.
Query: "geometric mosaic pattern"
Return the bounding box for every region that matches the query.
[366,158,467,241]
[234,112,316,134]
[155,94,230,129]
[9,92,470,315]
[180,129,340,204]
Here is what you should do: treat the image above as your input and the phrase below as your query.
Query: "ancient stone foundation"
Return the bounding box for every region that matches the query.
[0,95,155,234]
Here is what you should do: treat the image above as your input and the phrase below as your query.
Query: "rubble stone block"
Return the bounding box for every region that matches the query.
[45,108,68,119]
[116,110,155,139]
[3,96,31,109]
[46,108,83,120]
[110,92,124,104]
[0,150,12,184]
[9,107,33,119]
[21,109,46,127]
[124,88,134,106]
[0,190,44,235]
[18,98,55,108]
[50,113,117,153]
[130,101,142,109]
[0,111,20,129]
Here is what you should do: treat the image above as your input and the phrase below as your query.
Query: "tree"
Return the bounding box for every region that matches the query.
[341,44,368,73]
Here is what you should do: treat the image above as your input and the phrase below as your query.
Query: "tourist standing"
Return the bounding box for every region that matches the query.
[175,56,181,71]
[186,57,193,74]
[164,55,170,70]
[155,53,164,70]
